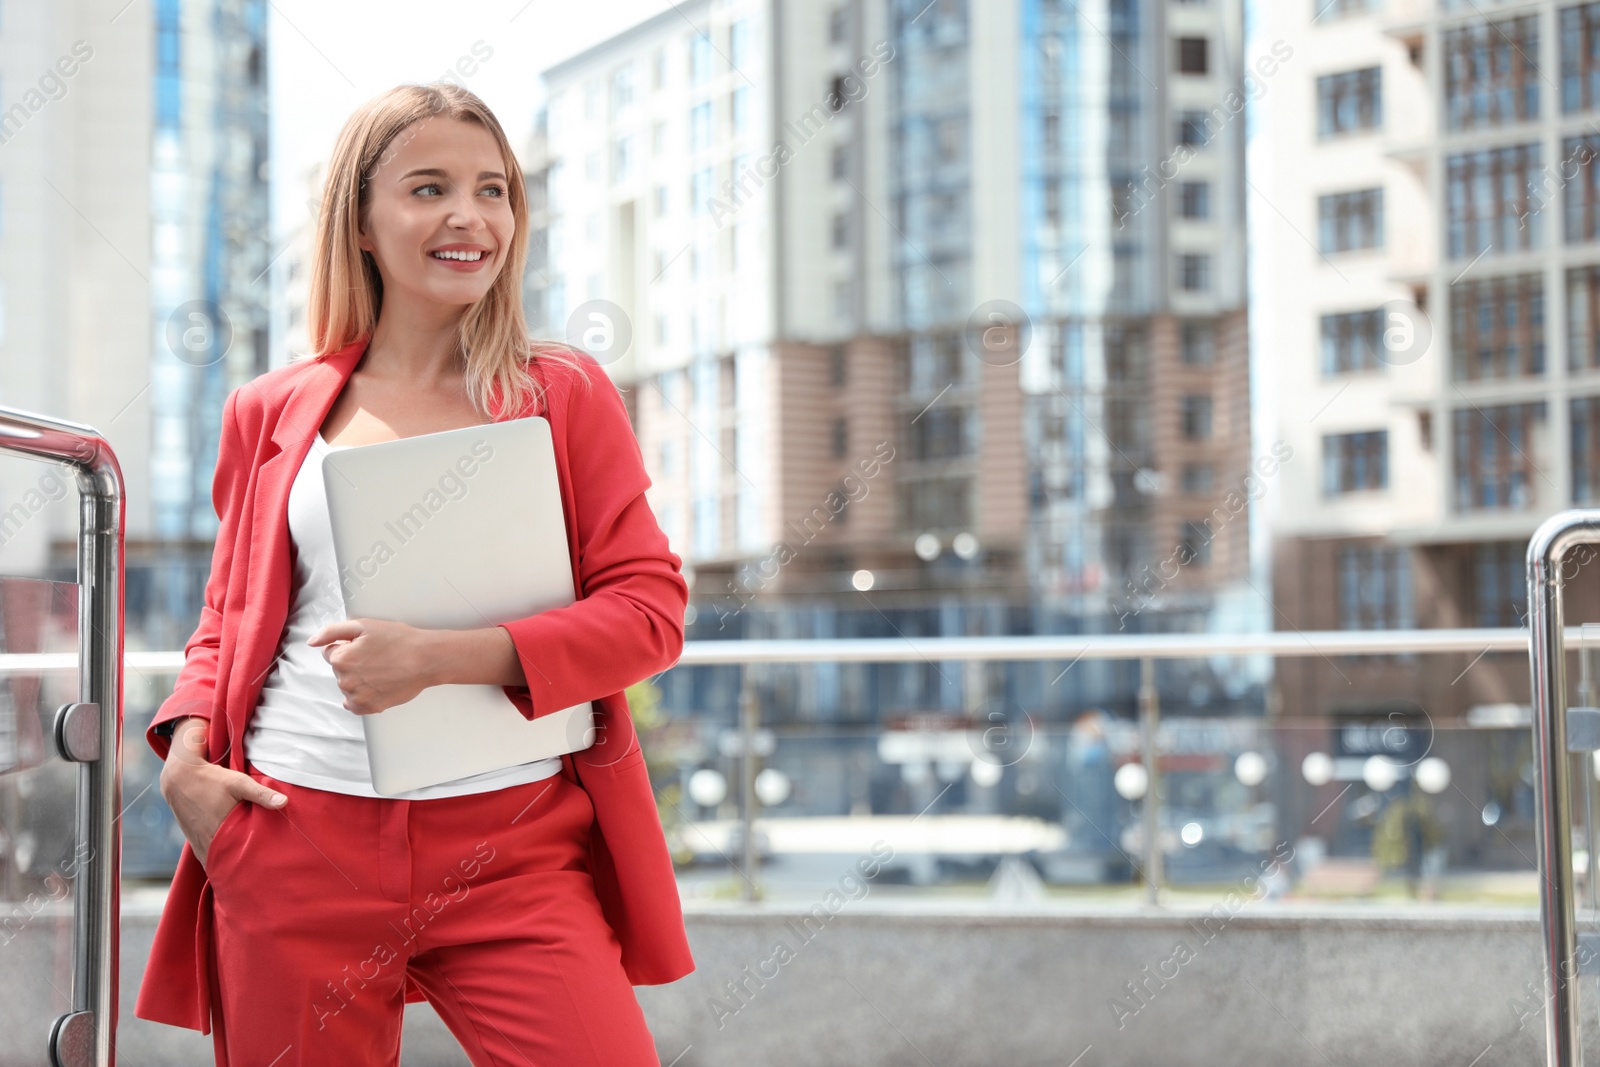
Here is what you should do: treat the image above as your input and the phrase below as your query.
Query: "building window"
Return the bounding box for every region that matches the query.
[690,102,712,153]
[610,62,635,116]
[1177,110,1211,148]
[612,136,634,183]
[690,33,712,85]
[730,18,751,71]
[832,212,849,249]
[1449,273,1544,380]
[1571,395,1600,504]
[1564,134,1600,243]
[899,477,971,533]
[829,6,848,43]
[1473,541,1529,627]
[1446,144,1541,258]
[908,332,970,394]
[1317,67,1382,136]
[1338,545,1414,630]
[653,48,667,90]
[1180,181,1210,219]
[1181,394,1212,440]
[1181,463,1213,493]
[1108,396,1151,455]
[832,416,848,458]
[935,117,964,162]
[1176,37,1209,75]
[1178,521,1212,566]
[1317,0,1375,18]
[1181,321,1214,365]
[1562,4,1600,114]
[1568,265,1600,372]
[1178,253,1210,292]
[830,75,854,113]
[690,167,713,216]
[1111,180,1136,227]
[1451,401,1548,510]
[1444,15,1540,129]
[831,145,849,181]
[1106,323,1148,383]
[830,345,847,386]
[1321,308,1385,374]
[1323,430,1388,494]
[654,185,668,217]
[1043,111,1061,155]
[906,406,974,461]
[1318,188,1383,253]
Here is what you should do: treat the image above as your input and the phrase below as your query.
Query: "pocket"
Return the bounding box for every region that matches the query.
[585,744,646,775]
[202,794,250,873]
[599,746,646,775]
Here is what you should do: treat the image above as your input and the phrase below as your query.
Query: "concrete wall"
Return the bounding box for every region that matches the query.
[89,903,1581,1065]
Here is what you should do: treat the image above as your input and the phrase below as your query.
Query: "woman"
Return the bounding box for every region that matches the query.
[133,83,694,1065]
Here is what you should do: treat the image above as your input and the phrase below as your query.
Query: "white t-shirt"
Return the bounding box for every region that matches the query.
[243,430,563,799]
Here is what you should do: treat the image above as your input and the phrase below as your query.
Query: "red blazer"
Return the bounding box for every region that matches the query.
[133,335,695,1033]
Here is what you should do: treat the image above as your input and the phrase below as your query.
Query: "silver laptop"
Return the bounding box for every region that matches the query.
[320,417,595,795]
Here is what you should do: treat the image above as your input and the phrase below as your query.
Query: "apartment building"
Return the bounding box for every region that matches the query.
[0,0,268,874]
[529,0,1254,724]
[1255,0,1600,721]
[0,0,266,597]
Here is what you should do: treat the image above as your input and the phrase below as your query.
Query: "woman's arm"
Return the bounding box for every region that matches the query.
[146,387,250,762]
[422,625,526,687]
[487,355,689,719]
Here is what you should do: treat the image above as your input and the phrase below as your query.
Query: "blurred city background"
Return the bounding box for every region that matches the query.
[0,0,1595,1063]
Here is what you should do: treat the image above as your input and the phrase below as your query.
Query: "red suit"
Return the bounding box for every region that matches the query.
[134,335,695,1048]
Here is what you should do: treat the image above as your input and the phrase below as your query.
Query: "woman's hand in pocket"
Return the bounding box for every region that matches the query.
[158,715,287,867]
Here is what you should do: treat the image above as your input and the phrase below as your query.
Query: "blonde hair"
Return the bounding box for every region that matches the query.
[305,82,590,416]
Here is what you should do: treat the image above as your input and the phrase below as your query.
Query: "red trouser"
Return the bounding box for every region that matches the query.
[202,760,661,1066]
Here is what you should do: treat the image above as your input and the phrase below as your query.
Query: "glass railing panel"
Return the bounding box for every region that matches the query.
[0,576,81,1065]
[644,661,1542,909]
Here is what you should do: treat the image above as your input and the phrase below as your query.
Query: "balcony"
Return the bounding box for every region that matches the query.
[5,623,1586,1062]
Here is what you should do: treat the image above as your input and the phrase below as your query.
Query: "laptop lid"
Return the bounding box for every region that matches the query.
[319,416,595,794]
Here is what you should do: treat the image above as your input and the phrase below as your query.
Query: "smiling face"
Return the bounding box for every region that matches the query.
[357,116,514,313]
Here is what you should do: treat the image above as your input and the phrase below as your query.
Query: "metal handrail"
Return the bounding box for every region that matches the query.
[4,624,1595,676]
[0,404,124,1067]
[1527,509,1600,1067]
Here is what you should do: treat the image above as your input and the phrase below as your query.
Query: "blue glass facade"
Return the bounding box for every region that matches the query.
[889,0,972,329]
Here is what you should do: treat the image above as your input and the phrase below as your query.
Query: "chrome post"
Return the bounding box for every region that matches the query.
[738,670,760,902]
[1527,510,1600,1067]
[0,406,124,1067]
[1583,642,1599,915]
[1140,656,1162,905]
